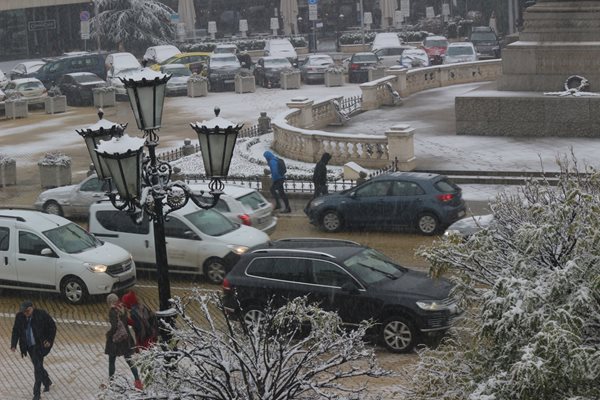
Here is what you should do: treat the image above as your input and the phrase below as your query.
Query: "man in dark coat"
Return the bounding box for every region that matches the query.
[11,300,56,400]
[312,152,331,198]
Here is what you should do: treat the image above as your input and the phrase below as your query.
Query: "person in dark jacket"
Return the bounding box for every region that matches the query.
[11,300,56,400]
[305,152,331,213]
[264,150,291,213]
[105,293,143,390]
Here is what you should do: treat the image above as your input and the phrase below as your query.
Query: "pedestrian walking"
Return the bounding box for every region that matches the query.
[263,150,291,213]
[10,300,56,400]
[121,290,158,350]
[305,152,331,213]
[104,293,143,390]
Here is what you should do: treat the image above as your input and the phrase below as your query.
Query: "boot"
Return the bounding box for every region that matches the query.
[134,379,144,390]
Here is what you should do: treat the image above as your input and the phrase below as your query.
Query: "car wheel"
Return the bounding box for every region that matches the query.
[203,257,227,284]
[417,213,439,235]
[320,210,343,233]
[61,276,88,305]
[43,201,63,216]
[243,307,266,328]
[380,316,417,353]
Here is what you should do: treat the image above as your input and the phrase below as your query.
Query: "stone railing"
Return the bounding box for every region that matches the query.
[311,96,344,128]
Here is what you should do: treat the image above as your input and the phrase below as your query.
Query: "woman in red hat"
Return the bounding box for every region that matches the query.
[121,290,157,350]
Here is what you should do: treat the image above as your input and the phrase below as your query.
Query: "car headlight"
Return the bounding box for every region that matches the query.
[310,198,326,208]
[85,263,107,273]
[416,300,452,311]
[228,245,249,255]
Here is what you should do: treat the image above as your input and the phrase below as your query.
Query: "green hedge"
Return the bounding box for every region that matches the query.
[180,36,308,53]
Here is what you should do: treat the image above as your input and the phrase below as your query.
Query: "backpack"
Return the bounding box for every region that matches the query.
[132,304,157,342]
[277,158,287,176]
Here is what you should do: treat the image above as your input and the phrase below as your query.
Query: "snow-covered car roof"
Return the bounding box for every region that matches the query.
[10,77,43,85]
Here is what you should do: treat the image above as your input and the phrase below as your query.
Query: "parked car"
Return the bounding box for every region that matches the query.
[143,45,181,65]
[34,52,108,88]
[0,69,8,89]
[305,172,466,235]
[298,54,334,83]
[222,237,460,353]
[444,214,494,239]
[213,44,239,55]
[150,52,211,74]
[399,48,430,69]
[347,52,381,83]
[444,42,478,64]
[188,182,277,234]
[374,45,415,67]
[371,32,402,52]
[33,174,108,217]
[422,35,449,65]
[264,38,298,66]
[55,72,106,106]
[3,78,48,101]
[469,26,501,59]
[9,61,46,81]
[254,56,293,88]
[105,52,140,74]
[0,209,136,305]
[160,64,191,96]
[88,201,270,284]
[207,53,242,92]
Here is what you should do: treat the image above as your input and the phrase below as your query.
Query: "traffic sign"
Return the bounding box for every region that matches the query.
[309,4,318,21]
[81,20,90,39]
[308,0,318,4]
[80,11,90,22]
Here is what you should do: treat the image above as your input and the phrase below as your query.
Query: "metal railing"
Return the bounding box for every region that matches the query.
[338,95,362,116]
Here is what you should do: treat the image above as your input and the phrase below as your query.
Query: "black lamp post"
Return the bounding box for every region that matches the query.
[78,69,242,343]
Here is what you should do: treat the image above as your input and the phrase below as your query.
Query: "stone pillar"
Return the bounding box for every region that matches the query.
[385,66,408,97]
[5,100,28,119]
[258,112,271,133]
[286,97,314,129]
[45,95,67,114]
[385,124,416,171]
[0,157,16,186]
[359,84,379,111]
[182,138,196,156]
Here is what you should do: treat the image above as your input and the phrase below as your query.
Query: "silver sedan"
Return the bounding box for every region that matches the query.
[34,174,108,218]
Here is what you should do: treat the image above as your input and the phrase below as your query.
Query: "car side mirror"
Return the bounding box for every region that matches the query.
[341,281,360,294]
[349,191,357,198]
[41,248,56,257]
[184,230,200,240]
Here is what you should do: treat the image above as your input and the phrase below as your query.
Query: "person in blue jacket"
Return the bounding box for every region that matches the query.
[263,150,291,213]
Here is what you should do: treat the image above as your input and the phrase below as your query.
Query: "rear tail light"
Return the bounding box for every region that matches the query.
[350,63,360,70]
[238,214,251,226]
[436,193,454,202]
[222,278,232,292]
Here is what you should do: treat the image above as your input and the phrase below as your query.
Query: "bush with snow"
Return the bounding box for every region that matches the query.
[99,292,389,400]
[400,157,600,400]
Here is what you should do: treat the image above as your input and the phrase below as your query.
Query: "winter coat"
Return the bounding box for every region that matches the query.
[104,305,134,357]
[312,152,331,187]
[263,151,284,182]
[122,291,157,349]
[11,309,56,358]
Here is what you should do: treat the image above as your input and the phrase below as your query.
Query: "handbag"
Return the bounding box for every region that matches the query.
[112,318,129,343]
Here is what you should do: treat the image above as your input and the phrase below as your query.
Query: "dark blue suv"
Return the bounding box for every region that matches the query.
[305,172,466,235]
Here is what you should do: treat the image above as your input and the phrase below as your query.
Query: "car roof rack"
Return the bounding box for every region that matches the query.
[0,214,26,222]
[251,248,336,259]
[274,237,361,246]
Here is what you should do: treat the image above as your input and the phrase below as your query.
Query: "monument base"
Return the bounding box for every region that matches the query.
[456,82,600,137]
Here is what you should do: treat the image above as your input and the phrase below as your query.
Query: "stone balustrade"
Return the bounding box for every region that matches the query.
[359,76,399,111]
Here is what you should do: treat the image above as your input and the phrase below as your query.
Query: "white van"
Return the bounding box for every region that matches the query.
[0,209,136,305]
[264,39,298,66]
[88,201,270,284]
[105,52,142,98]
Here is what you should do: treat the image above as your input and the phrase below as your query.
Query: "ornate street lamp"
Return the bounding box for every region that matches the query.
[78,68,242,343]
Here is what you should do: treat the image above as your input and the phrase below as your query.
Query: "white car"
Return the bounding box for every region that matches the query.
[88,201,270,284]
[10,61,46,80]
[143,45,181,65]
[264,39,298,66]
[34,174,109,218]
[0,69,8,89]
[188,182,277,234]
[444,42,478,64]
[3,77,48,100]
[160,64,191,96]
[374,45,416,67]
[399,49,430,69]
[0,209,136,305]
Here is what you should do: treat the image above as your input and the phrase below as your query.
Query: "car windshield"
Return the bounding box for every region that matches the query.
[447,46,474,56]
[264,58,292,68]
[237,191,267,210]
[352,54,378,62]
[425,39,448,47]
[471,32,497,41]
[343,248,406,285]
[211,56,240,67]
[164,67,191,76]
[307,56,333,65]
[184,209,238,236]
[44,223,101,254]
[73,75,102,83]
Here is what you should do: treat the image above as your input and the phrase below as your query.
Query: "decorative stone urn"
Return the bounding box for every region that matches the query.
[45,95,67,114]
[235,73,256,93]
[187,75,208,97]
[38,152,72,188]
[324,68,345,87]
[5,99,28,119]
[93,87,116,108]
[281,70,301,90]
[0,154,16,187]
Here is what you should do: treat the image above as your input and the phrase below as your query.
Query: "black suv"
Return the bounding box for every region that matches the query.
[469,26,501,59]
[222,238,460,353]
[35,52,108,88]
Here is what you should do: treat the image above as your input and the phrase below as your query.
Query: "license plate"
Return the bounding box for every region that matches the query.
[257,216,267,225]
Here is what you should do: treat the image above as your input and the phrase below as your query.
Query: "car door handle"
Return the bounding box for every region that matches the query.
[3,257,7,265]
[18,257,26,261]
[145,240,149,248]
